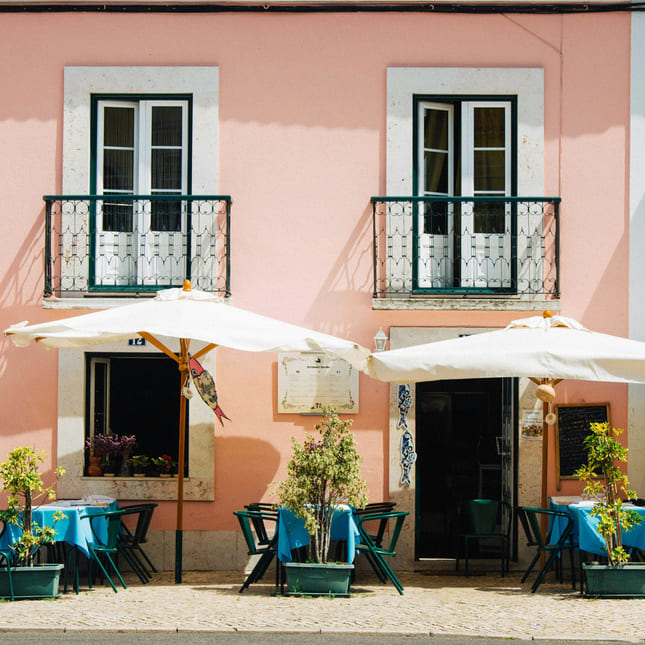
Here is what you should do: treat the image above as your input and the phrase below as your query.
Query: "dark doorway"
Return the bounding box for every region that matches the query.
[415,378,513,559]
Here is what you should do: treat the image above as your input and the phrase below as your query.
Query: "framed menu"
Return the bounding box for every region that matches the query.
[277,352,359,414]
[555,403,610,484]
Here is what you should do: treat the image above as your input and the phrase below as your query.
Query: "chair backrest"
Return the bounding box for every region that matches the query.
[244,503,277,546]
[355,502,397,546]
[81,509,128,550]
[235,510,274,556]
[357,511,408,555]
[459,499,512,536]
[516,506,573,549]
[120,503,158,545]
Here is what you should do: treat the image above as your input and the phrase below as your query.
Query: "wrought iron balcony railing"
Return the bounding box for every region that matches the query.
[371,196,560,299]
[44,195,231,298]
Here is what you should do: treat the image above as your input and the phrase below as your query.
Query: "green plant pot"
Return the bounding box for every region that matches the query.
[283,561,353,597]
[583,562,645,597]
[0,563,64,600]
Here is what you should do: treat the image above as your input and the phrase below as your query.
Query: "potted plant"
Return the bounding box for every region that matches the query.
[274,406,368,596]
[0,447,66,599]
[575,421,645,596]
[85,433,122,476]
[152,454,176,477]
[128,454,150,477]
[117,434,137,476]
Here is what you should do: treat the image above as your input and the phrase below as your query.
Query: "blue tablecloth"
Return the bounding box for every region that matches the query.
[277,506,360,563]
[0,498,118,557]
[550,499,645,557]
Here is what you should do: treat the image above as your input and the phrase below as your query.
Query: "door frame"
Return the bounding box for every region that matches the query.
[386,326,529,571]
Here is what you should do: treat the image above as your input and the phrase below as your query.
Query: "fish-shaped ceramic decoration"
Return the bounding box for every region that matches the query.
[400,430,417,486]
[397,384,413,429]
[188,354,231,426]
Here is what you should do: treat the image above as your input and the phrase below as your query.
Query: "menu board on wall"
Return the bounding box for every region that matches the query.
[555,403,610,483]
[277,352,359,414]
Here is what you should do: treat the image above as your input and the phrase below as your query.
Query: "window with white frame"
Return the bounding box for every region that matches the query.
[383,67,546,305]
[92,97,190,287]
[415,97,514,290]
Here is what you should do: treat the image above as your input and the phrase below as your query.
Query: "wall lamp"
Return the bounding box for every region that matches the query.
[373,327,388,352]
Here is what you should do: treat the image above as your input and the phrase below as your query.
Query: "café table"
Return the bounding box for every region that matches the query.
[0,496,118,557]
[550,496,645,557]
[277,506,361,563]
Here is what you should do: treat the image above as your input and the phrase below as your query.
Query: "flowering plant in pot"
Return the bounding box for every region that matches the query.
[274,406,367,595]
[575,422,645,596]
[0,447,66,598]
[151,454,176,477]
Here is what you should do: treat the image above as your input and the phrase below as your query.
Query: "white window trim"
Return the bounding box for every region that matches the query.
[388,67,543,196]
[57,67,219,501]
[381,67,552,311]
[64,66,218,195]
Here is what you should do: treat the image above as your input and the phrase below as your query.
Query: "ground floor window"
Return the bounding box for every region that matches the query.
[86,353,188,476]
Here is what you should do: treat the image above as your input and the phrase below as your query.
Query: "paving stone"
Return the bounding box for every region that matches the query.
[0,571,643,641]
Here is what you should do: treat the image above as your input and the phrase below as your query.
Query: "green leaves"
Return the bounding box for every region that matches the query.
[274,406,368,564]
[0,447,65,567]
[575,422,641,566]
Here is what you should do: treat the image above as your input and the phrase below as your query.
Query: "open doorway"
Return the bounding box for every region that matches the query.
[415,377,515,559]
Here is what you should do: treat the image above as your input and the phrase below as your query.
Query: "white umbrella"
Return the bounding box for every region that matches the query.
[365,313,645,385]
[5,281,368,583]
[363,312,645,509]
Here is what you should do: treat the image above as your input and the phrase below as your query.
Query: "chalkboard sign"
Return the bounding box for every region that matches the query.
[555,403,610,483]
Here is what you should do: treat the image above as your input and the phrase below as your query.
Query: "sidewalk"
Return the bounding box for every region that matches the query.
[0,570,643,641]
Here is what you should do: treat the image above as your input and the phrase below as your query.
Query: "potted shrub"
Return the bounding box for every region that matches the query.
[575,421,645,596]
[128,454,150,477]
[274,406,368,596]
[0,447,66,599]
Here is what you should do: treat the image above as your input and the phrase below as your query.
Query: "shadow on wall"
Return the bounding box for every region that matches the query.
[305,202,374,339]
[214,436,281,511]
[0,205,46,311]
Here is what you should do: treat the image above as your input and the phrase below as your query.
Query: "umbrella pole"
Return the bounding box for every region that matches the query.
[175,339,189,584]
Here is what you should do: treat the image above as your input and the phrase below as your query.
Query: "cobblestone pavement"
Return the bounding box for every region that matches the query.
[0,571,643,642]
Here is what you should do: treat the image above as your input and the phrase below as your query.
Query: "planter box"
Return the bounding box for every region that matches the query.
[283,562,353,597]
[0,563,64,600]
[583,562,645,598]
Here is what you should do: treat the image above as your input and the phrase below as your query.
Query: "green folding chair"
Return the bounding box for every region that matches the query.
[234,509,280,593]
[80,509,130,593]
[355,510,408,595]
[456,499,512,577]
[118,503,158,582]
[517,506,576,593]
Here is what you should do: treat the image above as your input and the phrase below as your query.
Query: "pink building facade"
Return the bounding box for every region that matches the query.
[0,0,644,572]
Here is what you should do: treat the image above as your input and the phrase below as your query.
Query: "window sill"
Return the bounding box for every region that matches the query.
[43,295,156,311]
[372,296,561,312]
[59,476,214,502]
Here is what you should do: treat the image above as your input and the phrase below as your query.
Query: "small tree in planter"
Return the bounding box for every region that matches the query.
[575,422,642,566]
[275,406,368,565]
[0,447,65,568]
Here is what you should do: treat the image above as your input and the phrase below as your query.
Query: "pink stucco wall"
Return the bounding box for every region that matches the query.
[0,11,632,532]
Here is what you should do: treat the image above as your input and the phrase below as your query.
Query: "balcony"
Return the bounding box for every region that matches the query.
[44,195,231,299]
[371,196,560,307]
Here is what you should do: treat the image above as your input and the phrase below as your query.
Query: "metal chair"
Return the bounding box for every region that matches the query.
[516,506,576,593]
[355,510,408,595]
[0,519,14,600]
[118,503,158,582]
[355,502,397,548]
[244,503,278,547]
[80,509,131,593]
[456,499,512,577]
[234,509,281,593]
